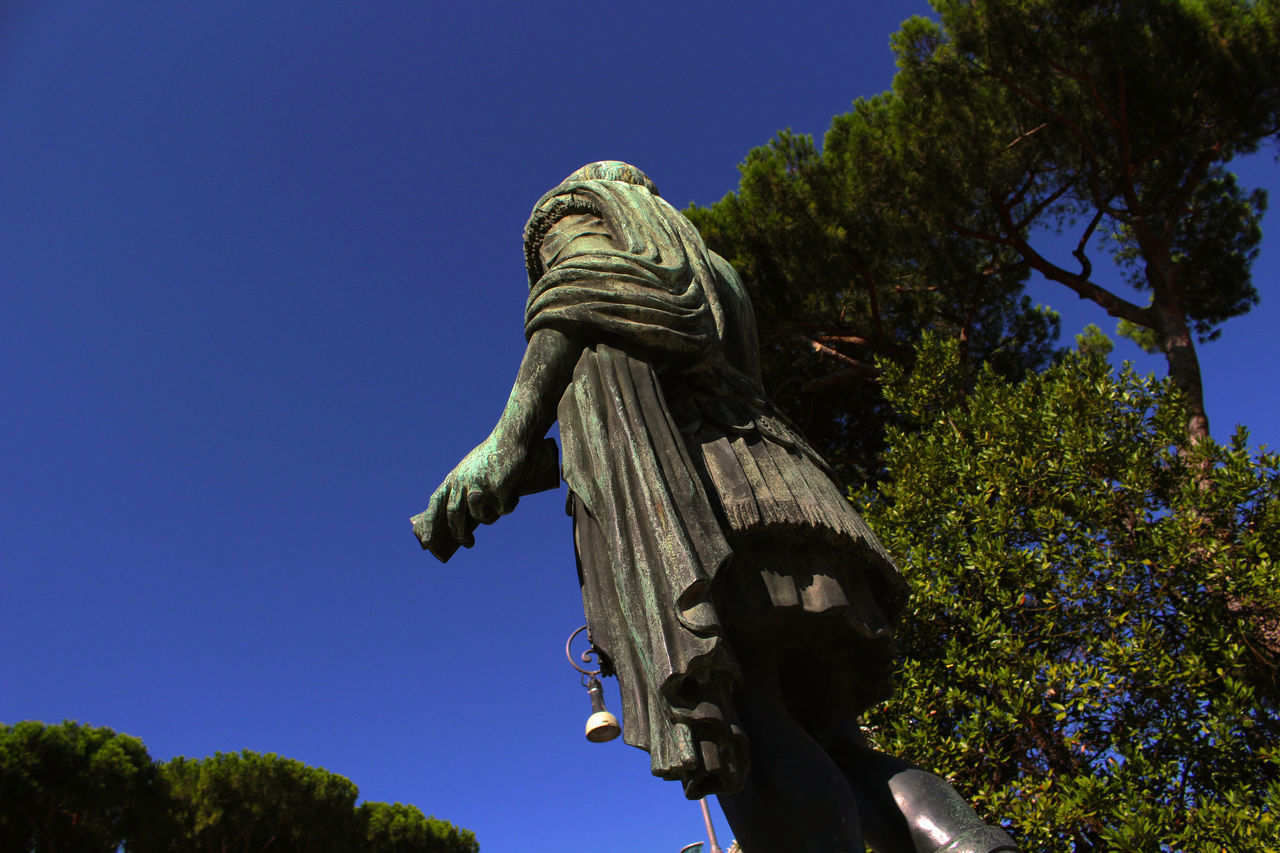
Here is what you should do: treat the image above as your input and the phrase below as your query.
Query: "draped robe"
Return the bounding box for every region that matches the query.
[523,178,908,797]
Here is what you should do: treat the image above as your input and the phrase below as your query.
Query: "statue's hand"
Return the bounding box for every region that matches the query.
[422,432,529,555]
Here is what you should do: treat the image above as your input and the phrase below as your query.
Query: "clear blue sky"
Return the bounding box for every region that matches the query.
[2,3,1276,851]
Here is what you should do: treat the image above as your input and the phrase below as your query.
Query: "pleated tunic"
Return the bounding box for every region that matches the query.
[523,178,908,797]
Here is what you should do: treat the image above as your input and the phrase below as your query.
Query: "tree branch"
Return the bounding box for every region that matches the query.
[1014,178,1076,232]
[815,333,913,360]
[1072,206,1106,281]
[1005,121,1049,150]
[800,366,880,394]
[953,198,1151,326]
[790,332,881,373]
[988,68,1110,208]
[1160,144,1223,245]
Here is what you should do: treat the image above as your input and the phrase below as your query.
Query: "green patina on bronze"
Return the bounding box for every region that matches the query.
[414,162,1018,852]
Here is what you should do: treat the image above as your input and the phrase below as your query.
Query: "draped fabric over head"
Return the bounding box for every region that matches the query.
[525,179,726,364]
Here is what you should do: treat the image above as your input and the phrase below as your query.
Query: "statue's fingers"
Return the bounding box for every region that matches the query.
[427,481,449,516]
[494,473,521,516]
[424,483,451,543]
[467,488,500,525]
[447,483,474,547]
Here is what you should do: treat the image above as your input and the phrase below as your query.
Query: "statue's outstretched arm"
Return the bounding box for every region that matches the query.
[416,327,579,560]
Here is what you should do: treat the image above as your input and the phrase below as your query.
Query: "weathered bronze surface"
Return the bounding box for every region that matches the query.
[415,162,1017,853]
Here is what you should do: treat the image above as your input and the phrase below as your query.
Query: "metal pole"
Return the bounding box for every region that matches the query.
[700,798,724,853]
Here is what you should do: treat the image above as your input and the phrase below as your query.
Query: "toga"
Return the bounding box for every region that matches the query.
[523,176,909,798]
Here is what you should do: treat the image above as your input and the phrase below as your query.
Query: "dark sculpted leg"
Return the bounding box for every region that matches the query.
[799,711,1018,853]
[715,635,867,853]
[719,672,1018,853]
[834,733,1017,852]
[710,536,1016,852]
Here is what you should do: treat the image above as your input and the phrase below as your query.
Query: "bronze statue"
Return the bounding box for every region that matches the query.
[415,162,1018,853]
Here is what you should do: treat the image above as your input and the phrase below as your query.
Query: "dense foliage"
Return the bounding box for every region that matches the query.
[877,0,1279,442]
[860,335,1280,850]
[685,127,1060,488]
[0,722,478,853]
[688,0,1279,468]
[156,751,362,853]
[0,720,167,853]
[358,802,481,853]
[685,6,1280,844]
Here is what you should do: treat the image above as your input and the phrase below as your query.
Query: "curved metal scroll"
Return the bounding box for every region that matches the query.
[564,624,604,676]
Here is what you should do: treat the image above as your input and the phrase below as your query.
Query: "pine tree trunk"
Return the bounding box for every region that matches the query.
[1156,300,1210,444]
